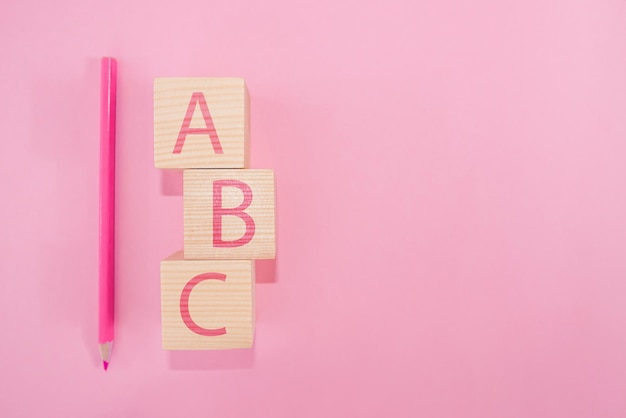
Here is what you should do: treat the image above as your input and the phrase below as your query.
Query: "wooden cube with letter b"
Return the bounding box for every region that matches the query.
[154,77,249,169]
[184,169,275,260]
[161,252,254,349]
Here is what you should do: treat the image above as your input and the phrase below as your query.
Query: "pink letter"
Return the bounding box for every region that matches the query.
[172,92,223,154]
[179,272,227,337]
[213,180,256,247]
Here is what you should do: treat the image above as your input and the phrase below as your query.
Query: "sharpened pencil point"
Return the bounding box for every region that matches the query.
[99,341,113,371]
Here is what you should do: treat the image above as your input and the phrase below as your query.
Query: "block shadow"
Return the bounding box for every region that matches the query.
[255,258,277,283]
[161,169,183,196]
[168,347,255,370]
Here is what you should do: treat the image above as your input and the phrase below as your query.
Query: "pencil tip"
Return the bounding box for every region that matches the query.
[99,341,113,369]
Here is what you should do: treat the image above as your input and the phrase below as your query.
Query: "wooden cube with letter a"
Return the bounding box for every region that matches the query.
[161,252,254,350]
[154,77,249,169]
[184,169,275,259]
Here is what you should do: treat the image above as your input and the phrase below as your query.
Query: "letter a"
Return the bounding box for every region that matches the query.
[172,92,224,154]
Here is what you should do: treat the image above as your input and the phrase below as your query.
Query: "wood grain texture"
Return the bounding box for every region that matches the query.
[154,78,250,169]
[184,169,275,259]
[161,252,254,350]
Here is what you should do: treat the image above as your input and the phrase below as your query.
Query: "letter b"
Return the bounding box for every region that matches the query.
[212,180,256,247]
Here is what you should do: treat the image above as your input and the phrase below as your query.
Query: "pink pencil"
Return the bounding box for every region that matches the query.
[99,57,117,371]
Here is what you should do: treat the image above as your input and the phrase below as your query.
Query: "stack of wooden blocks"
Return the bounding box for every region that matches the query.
[154,78,275,349]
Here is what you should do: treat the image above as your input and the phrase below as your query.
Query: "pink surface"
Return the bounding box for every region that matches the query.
[1,0,626,417]
[99,57,116,344]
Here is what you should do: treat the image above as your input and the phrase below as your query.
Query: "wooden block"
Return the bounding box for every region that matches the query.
[154,78,250,169]
[184,169,275,259]
[161,252,254,350]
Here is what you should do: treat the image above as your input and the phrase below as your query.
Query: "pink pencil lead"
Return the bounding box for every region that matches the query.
[103,361,109,371]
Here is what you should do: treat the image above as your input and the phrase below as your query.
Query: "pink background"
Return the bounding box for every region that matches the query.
[2,0,626,416]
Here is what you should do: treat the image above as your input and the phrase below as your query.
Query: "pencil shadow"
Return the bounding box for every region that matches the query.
[168,347,255,370]
[29,56,103,370]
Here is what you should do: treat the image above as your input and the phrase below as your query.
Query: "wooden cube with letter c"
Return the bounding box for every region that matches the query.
[154,77,249,169]
[184,169,275,259]
[161,252,254,350]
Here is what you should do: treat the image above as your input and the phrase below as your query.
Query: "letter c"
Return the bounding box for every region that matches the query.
[180,272,227,336]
